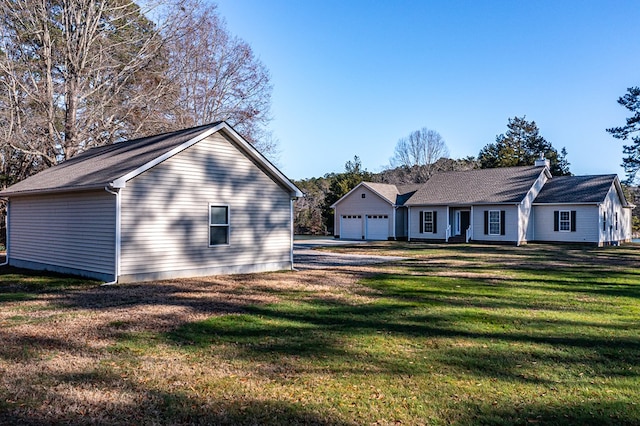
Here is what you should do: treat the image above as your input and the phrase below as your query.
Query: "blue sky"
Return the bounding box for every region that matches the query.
[215,0,640,181]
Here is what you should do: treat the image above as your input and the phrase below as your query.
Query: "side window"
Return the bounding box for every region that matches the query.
[424,211,433,233]
[559,210,571,232]
[209,205,229,246]
[488,210,500,235]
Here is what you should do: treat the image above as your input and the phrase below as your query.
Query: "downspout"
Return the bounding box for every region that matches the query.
[103,186,121,285]
[0,199,9,266]
[290,197,295,270]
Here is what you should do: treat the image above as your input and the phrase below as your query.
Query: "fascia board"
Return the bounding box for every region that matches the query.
[532,202,600,206]
[0,184,108,198]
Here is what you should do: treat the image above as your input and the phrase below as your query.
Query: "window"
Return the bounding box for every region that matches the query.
[424,211,433,233]
[554,210,576,232]
[488,210,501,235]
[361,193,366,198]
[603,212,606,232]
[615,212,618,230]
[209,205,229,246]
[559,210,571,232]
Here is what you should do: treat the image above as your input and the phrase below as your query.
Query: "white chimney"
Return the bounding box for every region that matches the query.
[535,152,550,168]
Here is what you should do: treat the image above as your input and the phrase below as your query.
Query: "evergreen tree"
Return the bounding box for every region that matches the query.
[323,156,372,232]
[607,86,640,185]
[478,116,571,176]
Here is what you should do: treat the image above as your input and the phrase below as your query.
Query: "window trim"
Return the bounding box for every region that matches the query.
[423,211,434,233]
[488,210,501,235]
[559,210,571,232]
[208,204,230,247]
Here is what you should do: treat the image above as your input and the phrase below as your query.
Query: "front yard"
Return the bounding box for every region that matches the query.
[1,243,639,425]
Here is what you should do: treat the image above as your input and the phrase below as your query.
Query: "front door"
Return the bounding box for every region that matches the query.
[460,211,470,235]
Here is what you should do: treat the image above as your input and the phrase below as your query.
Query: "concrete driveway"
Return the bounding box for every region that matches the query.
[293,238,405,270]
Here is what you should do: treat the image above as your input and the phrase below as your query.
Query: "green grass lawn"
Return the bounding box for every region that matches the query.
[1,243,640,425]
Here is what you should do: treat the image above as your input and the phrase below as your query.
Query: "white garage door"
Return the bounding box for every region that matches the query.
[341,215,363,239]
[366,215,389,240]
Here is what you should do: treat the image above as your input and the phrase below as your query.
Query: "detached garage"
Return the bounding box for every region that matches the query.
[0,122,302,283]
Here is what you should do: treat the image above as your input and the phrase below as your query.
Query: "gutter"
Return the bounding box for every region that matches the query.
[102,186,121,285]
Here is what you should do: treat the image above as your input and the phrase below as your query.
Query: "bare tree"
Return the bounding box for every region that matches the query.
[162,0,274,154]
[391,127,449,182]
[0,0,182,168]
[0,0,277,186]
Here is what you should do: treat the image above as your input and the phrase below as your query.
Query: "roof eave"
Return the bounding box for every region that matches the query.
[532,202,601,206]
[0,184,110,198]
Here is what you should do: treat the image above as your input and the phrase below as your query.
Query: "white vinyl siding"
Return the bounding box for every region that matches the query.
[8,191,116,279]
[599,183,633,244]
[119,132,292,281]
[333,185,394,239]
[472,205,519,243]
[519,170,548,244]
[408,206,446,240]
[533,205,599,243]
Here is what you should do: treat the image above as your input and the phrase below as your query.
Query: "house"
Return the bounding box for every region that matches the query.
[0,122,303,283]
[332,157,633,246]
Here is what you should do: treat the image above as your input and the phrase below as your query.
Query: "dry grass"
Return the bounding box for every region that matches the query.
[0,267,379,425]
[1,243,639,425]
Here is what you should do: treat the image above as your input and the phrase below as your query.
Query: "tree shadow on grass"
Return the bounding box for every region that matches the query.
[166,294,640,381]
[0,368,354,426]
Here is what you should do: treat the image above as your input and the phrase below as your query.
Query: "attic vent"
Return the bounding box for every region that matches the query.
[361,193,366,198]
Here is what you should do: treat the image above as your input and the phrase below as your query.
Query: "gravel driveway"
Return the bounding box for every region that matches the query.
[293,239,405,270]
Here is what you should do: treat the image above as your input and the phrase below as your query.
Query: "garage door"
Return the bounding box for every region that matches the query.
[366,215,389,240]
[340,215,363,239]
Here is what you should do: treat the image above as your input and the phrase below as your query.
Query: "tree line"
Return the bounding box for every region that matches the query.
[0,0,638,242]
[0,0,274,189]
[295,115,638,236]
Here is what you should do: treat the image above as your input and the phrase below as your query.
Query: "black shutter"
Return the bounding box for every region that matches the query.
[433,211,437,233]
[500,210,506,235]
[484,211,488,235]
[554,211,559,232]
[419,211,423,233]
[571,211,577,232]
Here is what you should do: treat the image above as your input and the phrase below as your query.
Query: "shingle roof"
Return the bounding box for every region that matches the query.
[359,182,422,205]
[0,122,302,197]
[404,166,547,206]
[533,175,618,204]
[363,182,400,204]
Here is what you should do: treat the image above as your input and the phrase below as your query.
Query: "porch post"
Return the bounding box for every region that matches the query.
[469,206,474,242]
[407,206,411,242]
[446,206,450,242]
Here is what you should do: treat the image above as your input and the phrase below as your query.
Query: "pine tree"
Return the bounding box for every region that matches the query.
[607,87,640,185]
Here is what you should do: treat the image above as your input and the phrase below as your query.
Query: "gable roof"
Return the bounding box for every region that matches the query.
[533,174,631,206]
[0,122,302,198]
[405,166,548,206]
[330,182,422,208]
